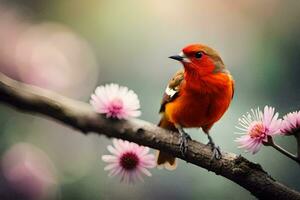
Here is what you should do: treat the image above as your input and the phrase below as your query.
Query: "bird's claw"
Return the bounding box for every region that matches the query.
[179,132,190,157]
[211,145,222,160]
[206,142,222,160]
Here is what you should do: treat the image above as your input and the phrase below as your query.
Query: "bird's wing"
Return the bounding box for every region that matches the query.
[159,69,184,113]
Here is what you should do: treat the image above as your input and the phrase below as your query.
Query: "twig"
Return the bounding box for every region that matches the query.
[265,136,300,165]
[0,72,299,200]
[270,142,300,164]
[296,133,300,159]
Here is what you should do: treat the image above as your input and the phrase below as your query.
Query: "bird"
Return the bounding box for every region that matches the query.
[156,43,234,170]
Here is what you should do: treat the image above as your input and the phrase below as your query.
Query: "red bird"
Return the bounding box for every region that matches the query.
[156,44,234,170]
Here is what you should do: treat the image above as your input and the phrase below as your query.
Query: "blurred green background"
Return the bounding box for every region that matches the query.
[0,0,299,199]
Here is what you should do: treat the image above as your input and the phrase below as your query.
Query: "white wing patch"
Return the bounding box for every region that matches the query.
[165,86,177,97]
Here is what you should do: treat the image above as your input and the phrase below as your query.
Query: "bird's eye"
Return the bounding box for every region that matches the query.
[194,51,203,59]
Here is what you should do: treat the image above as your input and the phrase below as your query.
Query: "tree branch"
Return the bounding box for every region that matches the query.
[0,72,299,200]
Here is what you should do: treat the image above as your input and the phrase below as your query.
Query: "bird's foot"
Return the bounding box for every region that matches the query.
[178,129,191,157]
[206,135,222,160]
[208,143,222,160]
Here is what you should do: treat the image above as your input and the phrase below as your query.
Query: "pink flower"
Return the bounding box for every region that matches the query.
[235,106,282,154]
[2,143,57,199]
[90,84,141,119]
[281,111,300,135]
[101,139,156,184]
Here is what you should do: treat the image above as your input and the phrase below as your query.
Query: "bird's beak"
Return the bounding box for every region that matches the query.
[169,52,190,63]
[169,55,183,61]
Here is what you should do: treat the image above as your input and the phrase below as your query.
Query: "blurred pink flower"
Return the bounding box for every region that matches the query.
[2,143,57,199]
[90,84,141,119]
[0,8,99,99]
[235,106,282,154]
[281,111,300,135]
[102,139,155,184]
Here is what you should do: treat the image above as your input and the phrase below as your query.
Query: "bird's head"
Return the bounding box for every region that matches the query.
[169,44,226,77]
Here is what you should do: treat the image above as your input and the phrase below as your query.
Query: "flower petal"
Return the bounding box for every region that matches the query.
[104,163,118,171]
[102,155,118,163]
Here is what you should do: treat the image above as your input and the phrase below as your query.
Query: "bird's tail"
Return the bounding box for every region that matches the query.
[156,116,177,170]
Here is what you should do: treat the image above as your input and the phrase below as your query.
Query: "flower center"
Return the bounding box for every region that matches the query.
[249,122,266,139]
[120,152,139,170]
[108,98,123,116]
[290,126,300,135]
